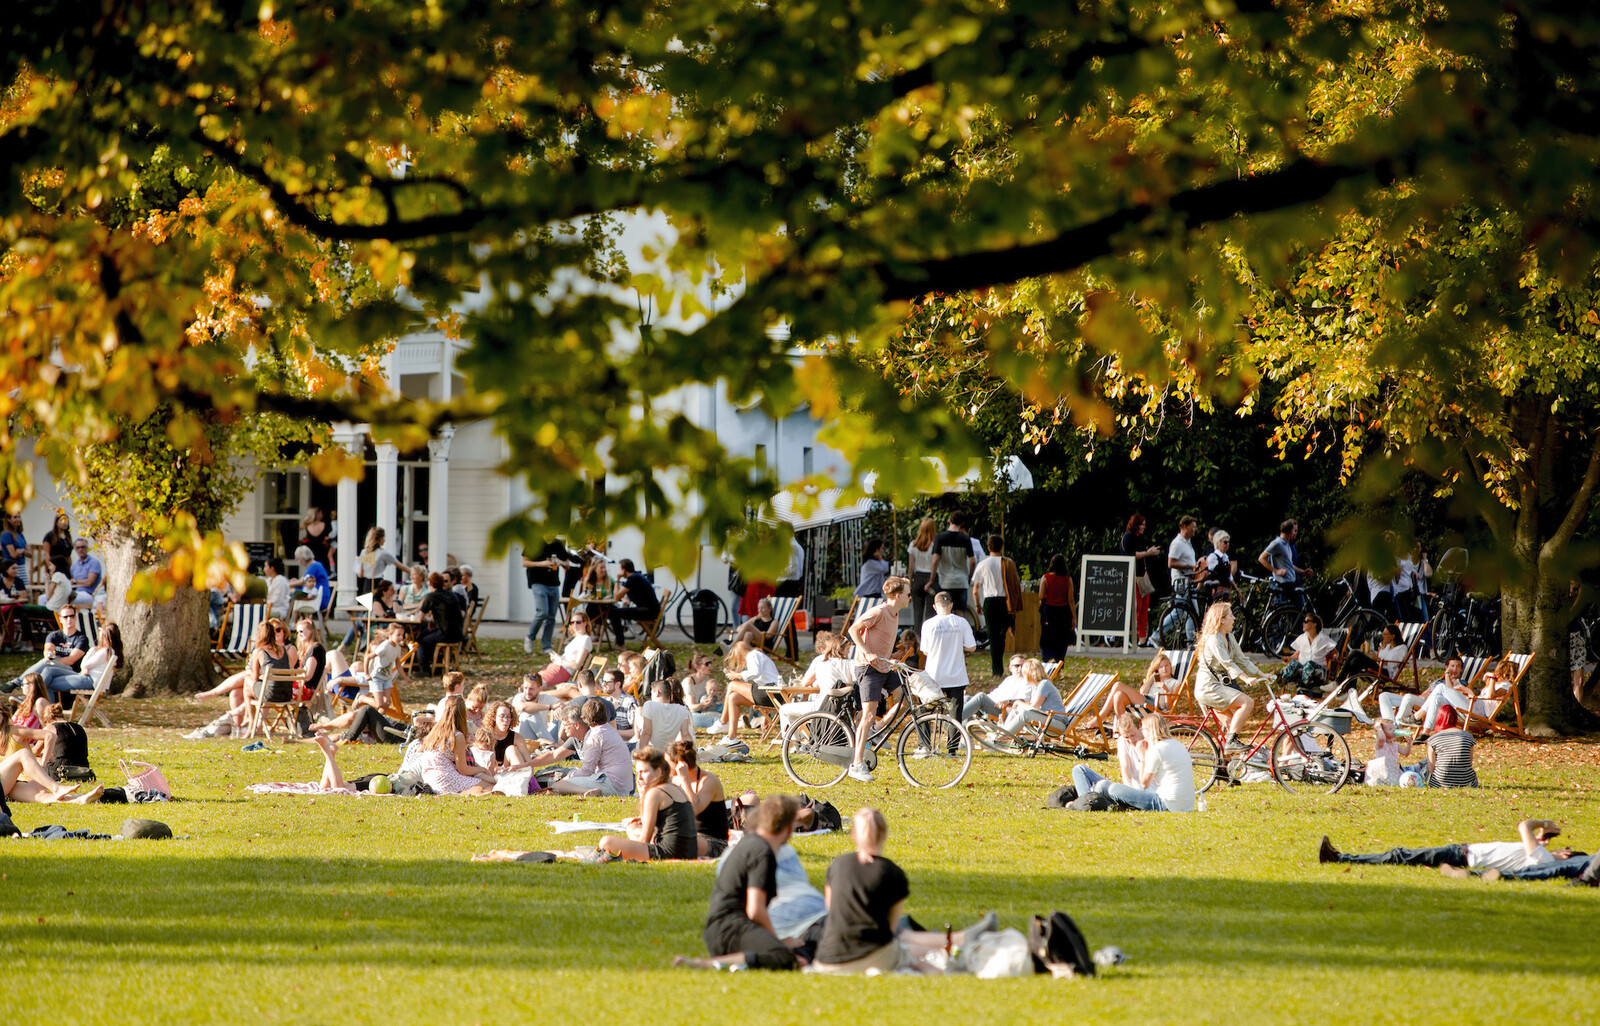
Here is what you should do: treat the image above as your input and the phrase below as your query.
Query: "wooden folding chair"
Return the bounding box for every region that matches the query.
[250,667,308,739]
[1462,652,1536,738]
[72,659,119,727]
[1457,654,1492,690]
[1394,621,1428,688]
[1157,649,1197,717]
[462,596,489,658]
[636,587,673,648]
[758,595,802,664]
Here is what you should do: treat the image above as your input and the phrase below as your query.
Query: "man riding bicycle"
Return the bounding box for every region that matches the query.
[846,577,913,783]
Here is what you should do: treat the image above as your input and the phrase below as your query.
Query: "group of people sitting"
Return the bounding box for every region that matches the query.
[2,664,104,805]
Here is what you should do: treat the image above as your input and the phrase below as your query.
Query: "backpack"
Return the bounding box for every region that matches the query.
[796,794,843,832]
[1046,785,1079,809]
[1028,911,1095,977]
[1065,790,1117,812]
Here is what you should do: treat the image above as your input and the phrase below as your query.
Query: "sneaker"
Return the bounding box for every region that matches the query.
[1318,835,1340,864]
[911,746,932,760]
[847,763,875,783]
[1224,735,1247,754]
[523,637,534,655]
[1569,856,1600,887]
[0,679,18,693]
[182,726,213,741]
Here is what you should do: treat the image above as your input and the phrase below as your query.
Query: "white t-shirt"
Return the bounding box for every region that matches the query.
[971,555,1006,604]
[1467,841,1553,874]
[1144,737,1196,812]
[1291,632,1338,667]
[908,544,935,574]
[557,633,593,670]
[1393,557,1416,595]
[639,700,692,747]
[80,646,113,677]
[744,649,781,686]
[989,673,1031,703]
[1376,643,1410,676]
[43,571,73,611]
[919,612,976,688]
[811,657,855,692]
[266,575,291,621]
[1168,534,1196,586]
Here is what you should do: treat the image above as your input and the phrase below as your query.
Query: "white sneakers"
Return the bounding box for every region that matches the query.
[847,763,875,782]
[523,637,533,654]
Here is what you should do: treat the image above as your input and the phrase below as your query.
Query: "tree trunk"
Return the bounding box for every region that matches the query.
[1501,552,1600,738]
[103,530,216,696]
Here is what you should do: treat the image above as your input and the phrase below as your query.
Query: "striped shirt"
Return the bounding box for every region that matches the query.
[1426,729,1478,788]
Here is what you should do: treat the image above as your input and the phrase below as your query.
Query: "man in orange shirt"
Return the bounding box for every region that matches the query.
[845,577,912,782]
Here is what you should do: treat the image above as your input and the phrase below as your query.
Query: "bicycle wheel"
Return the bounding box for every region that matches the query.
[1269,721,1351,794]
[780,711,854,788]
[1157,602,1197,649]
[896,713,972,788]
[1343,610,1387,654]
[674,589,731,642]
[1170,724,1224,794]
[1260,607,1300,658]
[966,716,1025,755]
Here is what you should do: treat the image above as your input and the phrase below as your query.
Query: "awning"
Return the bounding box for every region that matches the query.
[757,488,874,531]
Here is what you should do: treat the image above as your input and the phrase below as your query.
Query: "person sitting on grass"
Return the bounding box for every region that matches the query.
[465,681,489,735]
[636,677,693,750]
[673,795,806,971]
[1425,706,1478,788]
[0,705,103,803]
[684,654,724,730]
[1069,711,1196,812]
[599,666,639,741]
[411,695,496,795]
[667,740,730,858]
[598,746,701,863]
[535,699,634,797]
[310,697,413,745]
[714,640,782,743]
[810,807,1000,975]
[1318,818,1573,879]
[1363,717,1416,787]
[1193,601,1266,754]
[471,700,530,773]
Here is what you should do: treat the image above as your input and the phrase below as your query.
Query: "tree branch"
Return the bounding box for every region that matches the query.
[1544,432,1600,558]
[874,155,1404,301]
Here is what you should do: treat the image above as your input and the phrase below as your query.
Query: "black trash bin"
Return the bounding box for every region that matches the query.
[690,589,722,644]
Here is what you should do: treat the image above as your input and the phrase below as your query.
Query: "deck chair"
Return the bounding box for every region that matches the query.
[636,587,672,648]
[1394,621,1428,688]
[758,595,803,664]
[1457,654,1492,690]
[842,595,886,631]
[214,602,267,673]
[462,596,489,658]
[249,668,308,739]
[1025,672,1119,753]
[75,608,99,647]
[1461,652,1535,738]
[72,658,120,728]
[1155,649,1197,717]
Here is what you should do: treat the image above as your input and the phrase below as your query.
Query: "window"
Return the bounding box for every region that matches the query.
[261,470,306,559]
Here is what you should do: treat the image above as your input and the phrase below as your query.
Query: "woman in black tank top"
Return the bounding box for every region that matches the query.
[598,747,700,862]
[666,741,729,858]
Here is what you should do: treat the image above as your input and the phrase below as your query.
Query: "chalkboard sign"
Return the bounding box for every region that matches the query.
[1076,555,1136,652]
[242,541,276,575]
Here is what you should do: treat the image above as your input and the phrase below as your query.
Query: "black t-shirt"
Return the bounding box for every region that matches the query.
[492,730,518,761]
[46,630,90,660]
[619,572,660,615]
[419,589,464,641]
[815,853,910,964]
[706,833,779,941]
[303,644,328,691]
[525,541,574,588]
[933,530,972,587]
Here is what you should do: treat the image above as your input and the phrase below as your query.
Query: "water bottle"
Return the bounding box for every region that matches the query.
[1092,946,1126,968]
[1196,794,1207,812]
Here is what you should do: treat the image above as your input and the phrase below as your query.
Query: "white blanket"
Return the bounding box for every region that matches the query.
[548,820,631,834]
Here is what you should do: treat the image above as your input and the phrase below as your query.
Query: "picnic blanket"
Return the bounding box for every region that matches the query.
[548,820,630,834]
[246,782,393,797]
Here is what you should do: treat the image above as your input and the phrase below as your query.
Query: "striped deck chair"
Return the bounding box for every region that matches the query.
[1462,652,1536,739]
[1027,672,1119,753]
[1457,654,1492,690]
[1155,649,1197,717]
[76,609,100,647]
[1394,621,1428,688]
[758,595,802,664]
[213,602,267,673]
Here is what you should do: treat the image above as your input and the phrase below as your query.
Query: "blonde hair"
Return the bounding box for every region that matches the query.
[852,806,889,854]
[1021,658,1045,684]
[883,576,910,599]
[1141,711,1173,741]
[1143,653,1174,687]
[1194,601,1233,655]
[723,640,752,674]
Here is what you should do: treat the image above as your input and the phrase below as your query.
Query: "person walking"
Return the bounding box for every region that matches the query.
[522,536,578,655]
[971,535,1022,679]
[919,591,976,717]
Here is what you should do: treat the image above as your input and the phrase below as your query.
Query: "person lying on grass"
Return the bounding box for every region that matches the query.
[1318,818,1579,879]
[673,795,805,971]
[598,746,701,863]
[0,705,102,803]
[810,807,998,976]
[667,740,729,858]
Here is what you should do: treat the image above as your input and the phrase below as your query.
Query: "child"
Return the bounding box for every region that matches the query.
[1364,717,1413,786]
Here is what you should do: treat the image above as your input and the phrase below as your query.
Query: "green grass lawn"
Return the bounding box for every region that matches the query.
[4,639,1598,1024]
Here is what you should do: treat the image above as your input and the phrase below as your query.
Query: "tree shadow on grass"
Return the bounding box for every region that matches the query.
[8,855,1595,977]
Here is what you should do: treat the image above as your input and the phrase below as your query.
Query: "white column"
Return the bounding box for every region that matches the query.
[330,422,365,612]
[375,441,399,577]
[427,423,454,572]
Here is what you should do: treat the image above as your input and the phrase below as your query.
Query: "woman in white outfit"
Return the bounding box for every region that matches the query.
[1193,602,1267,753]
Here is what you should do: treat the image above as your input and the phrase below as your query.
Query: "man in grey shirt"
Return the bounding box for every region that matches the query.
[1258,519,1309,585]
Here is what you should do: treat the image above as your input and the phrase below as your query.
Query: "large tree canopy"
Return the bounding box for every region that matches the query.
[3,3,1600,598]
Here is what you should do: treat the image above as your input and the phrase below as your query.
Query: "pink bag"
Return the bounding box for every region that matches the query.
[120,759,172,798]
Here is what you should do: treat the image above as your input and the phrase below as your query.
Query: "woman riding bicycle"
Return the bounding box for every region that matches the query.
[1194,601,1269,754]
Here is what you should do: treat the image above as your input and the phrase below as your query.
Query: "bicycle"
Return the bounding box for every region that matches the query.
[1173,674,1353,794]
[780,661,973,789]
[1154,580,1204,650]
